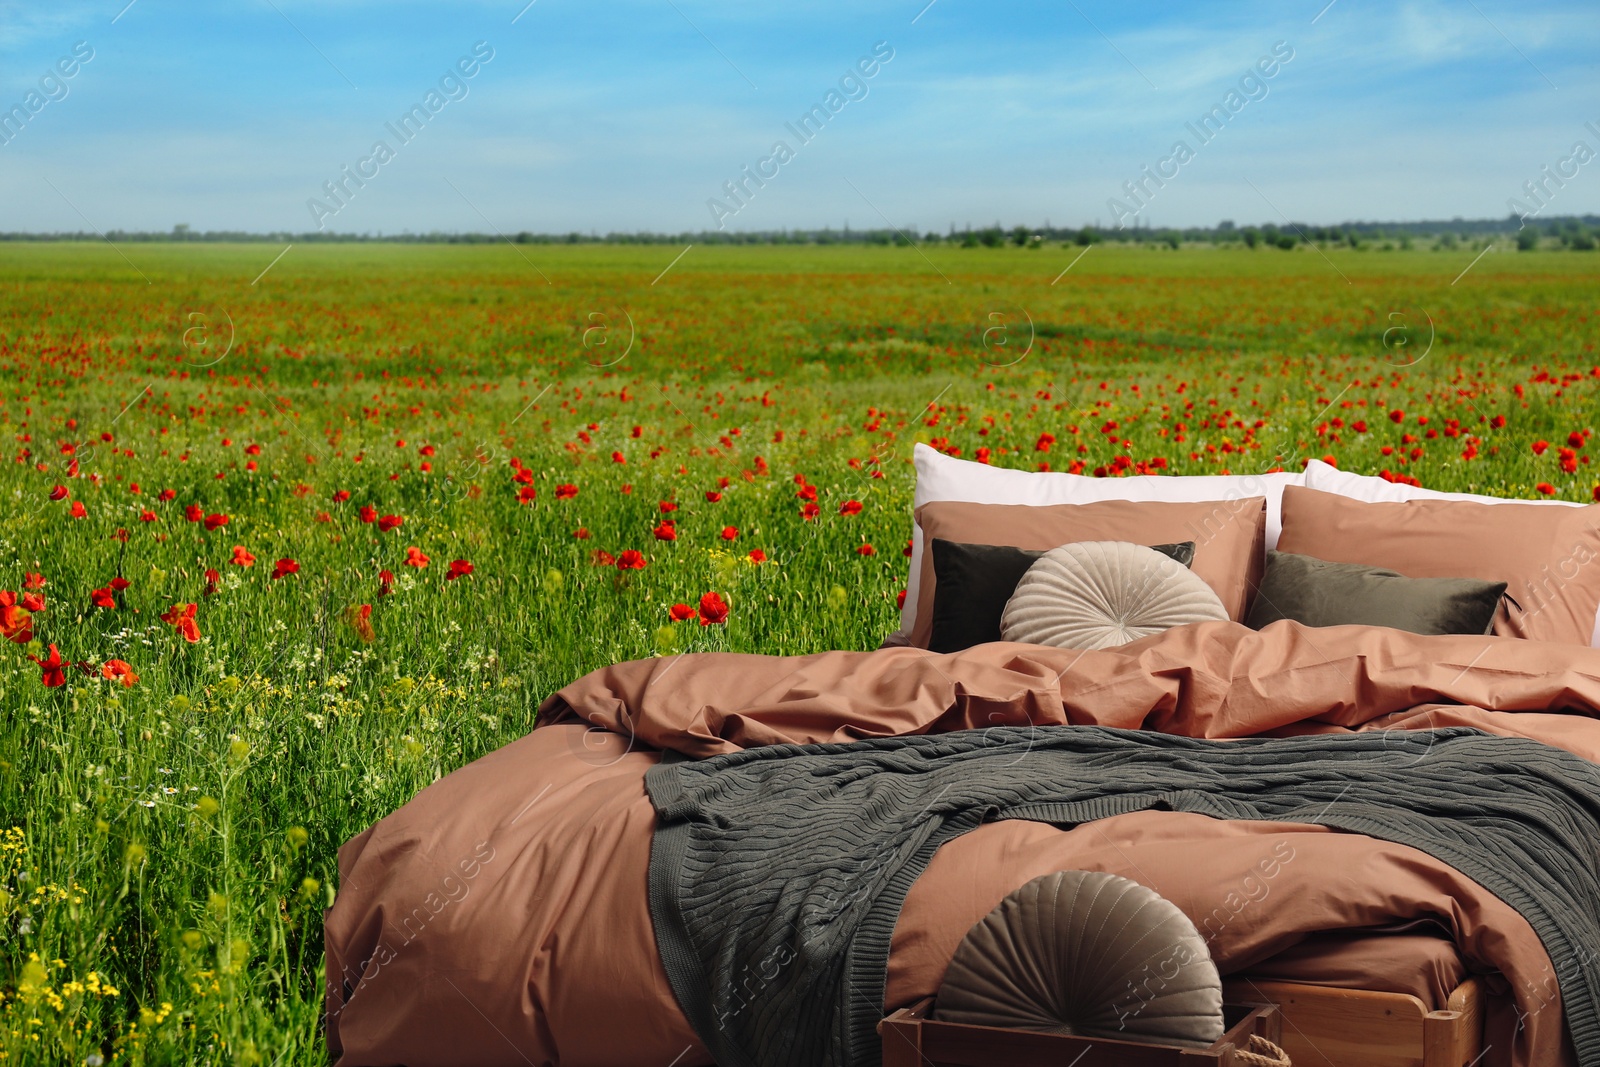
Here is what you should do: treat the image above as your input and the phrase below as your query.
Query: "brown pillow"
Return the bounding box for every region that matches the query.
[910,497,1266,647]
[1276,485,1600,646]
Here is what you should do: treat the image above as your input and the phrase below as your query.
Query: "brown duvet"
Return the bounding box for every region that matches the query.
[325,620,1600,1067]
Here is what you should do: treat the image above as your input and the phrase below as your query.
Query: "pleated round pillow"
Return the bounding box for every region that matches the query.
[934,870,1224,1048]
[999,540,1229,650]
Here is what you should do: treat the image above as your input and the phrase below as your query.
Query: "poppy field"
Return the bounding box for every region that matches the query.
[1,239,1598,1064]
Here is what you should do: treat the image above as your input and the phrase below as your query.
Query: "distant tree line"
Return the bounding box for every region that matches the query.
[2,214,1597,249]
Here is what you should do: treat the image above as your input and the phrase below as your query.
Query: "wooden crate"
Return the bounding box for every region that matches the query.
[879,999,1282,1067]
[1220,977,1484,1067]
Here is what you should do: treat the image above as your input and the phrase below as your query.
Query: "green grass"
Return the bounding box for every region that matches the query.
[0,241,1596,1064]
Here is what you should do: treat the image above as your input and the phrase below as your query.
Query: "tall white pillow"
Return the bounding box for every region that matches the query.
[1301,458,1583,507]
[892,444,1303,642]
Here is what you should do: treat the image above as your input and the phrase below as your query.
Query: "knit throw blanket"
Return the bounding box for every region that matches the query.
[645,726,1600,1067]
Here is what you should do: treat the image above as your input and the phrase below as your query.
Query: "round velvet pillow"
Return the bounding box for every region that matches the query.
[935,870,1224,1048]
[999,540,1229,650]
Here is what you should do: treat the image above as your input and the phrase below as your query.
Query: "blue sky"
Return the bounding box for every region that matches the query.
[1,0,1596,233]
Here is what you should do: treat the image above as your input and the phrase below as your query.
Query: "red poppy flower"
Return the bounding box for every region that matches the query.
[204,513,229,531]
[1532,441,1550,456]
[668,603,696,622]
[1592,485,1600,503]
[70,501,87,519]
[839,500,863,516]
[185,504,204,522]
[857,543,877,556]
[446,560,474,581]
[347,603,375,643]
[616,550,647,571]
[720,526,739,541]
[20,592,44,613]
[333,489,351,503]
[654,521,678,541]
[160,603,201,643]
[897,589,907,610]
[611,451,626,464]
[204,568,221,596]
[1389,410,1405,424]
[903,539,914,558]
[796,485,818,503]
[359,505,378,523]
[31,644,65,688]
[573,527,591,539]
[23,573,45,590]
[101,659,139,688]
[377,569,395,596]
[0,592,33,644]
[1536,482,1556,496]
[378,514,404,532]
[140,509,158,523]
[271,558,300,580]
[590,549,616,566]
[748,548,768,563]
[697,591,729,626]
[158,489,176,502]
[555,484,579,500]
[403,546,430,568]
[659,501,678,513]
[108,576,129,592]
[705,491,722,503]
[91,587,117,610]
[49,485,68,502]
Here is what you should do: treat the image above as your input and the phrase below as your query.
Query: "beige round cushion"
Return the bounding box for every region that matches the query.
[935,870,1224,1048]
[1000,540,1229,650]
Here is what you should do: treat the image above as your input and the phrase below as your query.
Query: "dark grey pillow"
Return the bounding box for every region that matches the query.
[929,539,1196,654]
[1246,550,1507,635]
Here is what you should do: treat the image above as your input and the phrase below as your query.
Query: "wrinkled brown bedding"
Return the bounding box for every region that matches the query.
[326,620,1600,1066]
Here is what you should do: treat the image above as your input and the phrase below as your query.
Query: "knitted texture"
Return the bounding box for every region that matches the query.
[645,726,1600,1067]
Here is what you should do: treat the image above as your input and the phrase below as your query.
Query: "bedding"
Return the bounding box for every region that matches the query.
[932,870,1225,1046]
[998,540,1228,649]
[645,725,1600,1067]
[927,538,1195,653]
[1277,484,1600,646]
[1303,457,1587,508]
[1246,549,1507,635]
[906,496,1266,645]
[896,443,1302,642]
[326,621,1600,1067]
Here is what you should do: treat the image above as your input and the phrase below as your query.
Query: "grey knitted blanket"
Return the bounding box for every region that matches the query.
[645,726,1600,1067]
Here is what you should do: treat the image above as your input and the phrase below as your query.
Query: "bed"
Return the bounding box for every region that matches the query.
[323,449,1600,1067]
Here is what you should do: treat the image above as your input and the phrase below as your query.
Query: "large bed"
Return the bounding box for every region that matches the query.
[324,449,1600,1067]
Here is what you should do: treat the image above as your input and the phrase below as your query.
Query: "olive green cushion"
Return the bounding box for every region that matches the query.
[1246,550,1507,635]
[935,870,1224,1048]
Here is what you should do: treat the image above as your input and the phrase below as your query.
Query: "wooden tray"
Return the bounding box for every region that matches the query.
[880,999,1282,1067]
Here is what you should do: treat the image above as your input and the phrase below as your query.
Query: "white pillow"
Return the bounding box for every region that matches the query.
[1000,541,1230,651]
[1301,458,1584,508]
[894,444,1302,640]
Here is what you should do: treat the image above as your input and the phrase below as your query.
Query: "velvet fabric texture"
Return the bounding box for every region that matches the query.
[1247,550,1507,636]
[929,538,1194,653]
[935,870,1224,1047]
[909,497,1266,646]
[999,541,1229,651]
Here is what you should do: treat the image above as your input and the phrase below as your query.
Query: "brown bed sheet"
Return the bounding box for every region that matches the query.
[327,621,1600,1067]
[1240,929,1465,1006]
